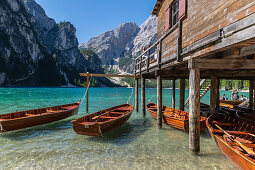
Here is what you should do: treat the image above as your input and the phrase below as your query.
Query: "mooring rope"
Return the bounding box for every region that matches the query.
[80,77,92,105]
[127,87,134,104]
[148,94,155,103]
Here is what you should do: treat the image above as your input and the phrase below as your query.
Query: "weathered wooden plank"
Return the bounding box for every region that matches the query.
[157,75,162,128]
[135,78,139,112]
[158,40,162,69]
[210,75,217,115]
[80,73,140,78]
[216,79,220,109]
[179,79,185,111]
[189,61,200,153]
[172,79,176,109]
[141,76,146,117]
[193,59,255,69]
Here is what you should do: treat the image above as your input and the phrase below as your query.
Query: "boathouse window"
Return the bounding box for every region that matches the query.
[165,0,179,32]
[172,0,179,26]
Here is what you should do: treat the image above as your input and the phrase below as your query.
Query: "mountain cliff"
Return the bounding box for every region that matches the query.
[80,15,158,74]
[0,0,113,87]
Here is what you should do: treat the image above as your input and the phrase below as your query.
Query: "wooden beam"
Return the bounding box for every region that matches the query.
[189,60,200,153]
[141,76,146,117]
[192,59,255,70]
[216,79,220,109]
[86,76,89,113]
[210,75,217,115]
[179,79,185,111]
[80,73,141,78]
[135,78,139,112]
[157,75,163,128]
[249,80,254,109]
[172,80,176,109]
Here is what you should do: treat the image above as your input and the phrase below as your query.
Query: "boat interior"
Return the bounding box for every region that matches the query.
[0,103,79,120]
[79,108,130,124]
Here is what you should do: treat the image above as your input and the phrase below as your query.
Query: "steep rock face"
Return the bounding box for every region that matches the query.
[80,15,158,73]
[80,23,140,65]
[0,0,63,86]
[0,0,113,87]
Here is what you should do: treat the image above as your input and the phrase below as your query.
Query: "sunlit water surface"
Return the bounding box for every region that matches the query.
[0,88,246,169]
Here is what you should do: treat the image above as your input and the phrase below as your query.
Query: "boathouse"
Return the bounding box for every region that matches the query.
[134,0,255,153]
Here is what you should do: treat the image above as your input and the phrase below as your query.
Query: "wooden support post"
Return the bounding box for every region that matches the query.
[135,78,139,112]
[253,81,255,111]
[157,75,163,128]
[210,75,217,115]
[188,61,200,153]
[172,79,176,109]
[141,76,146,117]
[249,80,254,109]
[216,79,220,109]
[179,79,185,111]
[86,76,89,113]
[157,40,162,69]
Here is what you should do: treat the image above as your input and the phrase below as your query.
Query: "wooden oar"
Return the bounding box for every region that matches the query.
[215,124,255,156]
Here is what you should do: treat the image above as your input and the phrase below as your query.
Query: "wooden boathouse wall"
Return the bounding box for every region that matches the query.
[135,0,255,154]
[156,0,255,60]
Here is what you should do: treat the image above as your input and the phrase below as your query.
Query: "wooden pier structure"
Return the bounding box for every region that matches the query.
[134,0,255,154]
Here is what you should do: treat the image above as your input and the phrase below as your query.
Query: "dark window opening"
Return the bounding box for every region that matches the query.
[172,0,179,26]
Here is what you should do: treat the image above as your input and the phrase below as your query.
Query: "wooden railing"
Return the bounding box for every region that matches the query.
[135,23,179,74]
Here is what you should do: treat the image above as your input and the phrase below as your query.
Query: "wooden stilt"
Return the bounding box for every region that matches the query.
[210,75,217,115]
[179,79,185,111]
[172,79,176,109]
[141,76,146,117]
[135,78,139,112]
[157,75,162,128]
[188,61,200,153]
[253,81,255,111]
[216,79,220,109]
[86,75,89,113]
[249,80,254,109]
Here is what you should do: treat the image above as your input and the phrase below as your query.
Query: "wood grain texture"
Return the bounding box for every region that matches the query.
[157,75,163,128]
[210,75,217,115]
[179,79,185,111]
[172,79,176,108]
[141,76,146,117]
[135,78,139,112]
[189,66,201,153]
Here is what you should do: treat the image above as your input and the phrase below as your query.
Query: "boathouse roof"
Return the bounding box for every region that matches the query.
[152,0,163,15]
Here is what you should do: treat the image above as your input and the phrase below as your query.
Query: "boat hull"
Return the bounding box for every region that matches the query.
[206,114,255,169]
[0,103,80,132]
[72,104,133,136]
[219,100,242,109]
[147,103,206,132]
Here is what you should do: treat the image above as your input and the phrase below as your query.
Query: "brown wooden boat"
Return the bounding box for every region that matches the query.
[0,102,80,133]
[206,113,255,169]
[220,100,243,109]
[146,103,206,132]
[71,104,134,136]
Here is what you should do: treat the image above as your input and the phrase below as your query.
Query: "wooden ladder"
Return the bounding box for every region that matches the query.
[184,79,211,106]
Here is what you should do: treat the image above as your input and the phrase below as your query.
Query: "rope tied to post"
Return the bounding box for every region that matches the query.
[80,77,92,105]
[127,86,134,104]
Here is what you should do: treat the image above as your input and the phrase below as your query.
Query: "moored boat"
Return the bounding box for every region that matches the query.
[206,113,255,169]
[71,104,133,136]
[146,103,206,132]
[220,100,243,109]
[0,102,80,133]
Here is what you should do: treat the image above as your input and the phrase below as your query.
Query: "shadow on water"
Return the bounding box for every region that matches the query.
[0,119,74,141]
[73,117,152,146]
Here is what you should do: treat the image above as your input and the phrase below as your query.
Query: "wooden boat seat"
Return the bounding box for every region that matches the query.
[212,121,238,126]
[99,116,117,119]
[81,122,96,125]
[110,111,124,114]
[227,141,255,148]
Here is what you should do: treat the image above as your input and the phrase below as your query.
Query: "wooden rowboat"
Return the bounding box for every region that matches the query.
[220,100,243,109]
[0,102,80,133]
[146,103,206,132]
[72,104,133,136]
[206,113,255,169]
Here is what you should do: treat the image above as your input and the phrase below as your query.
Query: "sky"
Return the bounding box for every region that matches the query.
[35,0,156,43]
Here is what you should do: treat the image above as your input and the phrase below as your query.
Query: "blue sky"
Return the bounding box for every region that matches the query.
[35,0,156,43]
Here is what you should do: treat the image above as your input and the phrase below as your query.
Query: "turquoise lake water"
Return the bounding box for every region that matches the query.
[0,88,248,169]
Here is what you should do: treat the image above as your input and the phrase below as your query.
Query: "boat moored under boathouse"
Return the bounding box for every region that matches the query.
[134,0,255,153]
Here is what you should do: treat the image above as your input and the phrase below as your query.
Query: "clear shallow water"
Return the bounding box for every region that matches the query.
[0,88,247,169]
